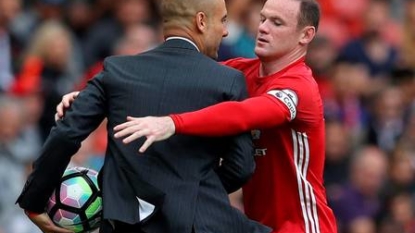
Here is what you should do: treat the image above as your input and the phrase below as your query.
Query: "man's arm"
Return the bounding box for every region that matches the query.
[24,212,73,233]
[113,93,292,152]
[172,94,291,136]
[215,132,255,193]
[55,91,80,121]
[16,72,107,231]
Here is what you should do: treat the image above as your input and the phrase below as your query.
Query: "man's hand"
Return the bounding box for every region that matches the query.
[55,91,80,121]
[114,116,176,153]
[26,212,73,233]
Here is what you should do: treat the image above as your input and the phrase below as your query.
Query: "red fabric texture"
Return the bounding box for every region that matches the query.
[171,95,290,136]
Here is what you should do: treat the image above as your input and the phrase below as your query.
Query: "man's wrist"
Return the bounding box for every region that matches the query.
[24,209,42,218]
[168,115,179,134]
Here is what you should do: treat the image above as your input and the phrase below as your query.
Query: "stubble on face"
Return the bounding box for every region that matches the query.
[254,0,301,60]
[204,0,228,59]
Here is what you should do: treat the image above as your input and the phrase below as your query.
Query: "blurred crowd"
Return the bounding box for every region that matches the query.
[0,0,414,233]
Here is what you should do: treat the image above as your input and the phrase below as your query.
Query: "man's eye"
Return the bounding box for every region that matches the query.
[274,21,282,26]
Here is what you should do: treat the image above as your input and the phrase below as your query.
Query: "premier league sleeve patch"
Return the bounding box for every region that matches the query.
[267,89,298,120]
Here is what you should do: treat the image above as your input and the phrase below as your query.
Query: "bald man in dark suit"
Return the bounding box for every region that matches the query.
[16,0,271,232]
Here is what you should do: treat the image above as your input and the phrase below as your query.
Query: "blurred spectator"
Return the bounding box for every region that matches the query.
[393,110,415,162]
[0,0,22,91]
[82,0,161,67]
[69,132,104,171]
[10,20,80,141]
[317,15,349,50]
[324,120,352,188]
[244,0,264,40]
[319,0,369,39]
[391,68,415,112]
[348,217,376,233]
[0,95,36,232]
[113,23,160,56]
[389,149,415,194]
[92,0,116,20]
[379,192,415,233]
[63,0,96,72]
[323,60,370,141]
[10,0,66,47]
[306,35,338,99]
[377,146,415,229]
[329,146,388,233]
[9,93,43,162]
[365,86,406,153]
[337,0,400,81]
[64,0,94,42]
[217,0,259,61]
[399,0,415,69]
[76,23,161,89]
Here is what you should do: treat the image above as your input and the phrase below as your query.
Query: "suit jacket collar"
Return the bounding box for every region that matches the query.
[162,38,200,52]
[166,37,199,51]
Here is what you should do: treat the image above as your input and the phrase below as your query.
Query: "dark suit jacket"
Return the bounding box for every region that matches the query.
[17,39,271,233]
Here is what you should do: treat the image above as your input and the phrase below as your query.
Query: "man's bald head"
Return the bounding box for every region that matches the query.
[160,0,228,59]
[161,0,217,30]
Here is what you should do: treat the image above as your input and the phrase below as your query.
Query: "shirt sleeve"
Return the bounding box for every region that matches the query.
[171,93,292,136]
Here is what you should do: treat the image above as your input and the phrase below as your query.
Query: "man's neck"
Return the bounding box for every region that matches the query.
[166,36,200,51]
[164,27,202,52]
[259,49,306,77]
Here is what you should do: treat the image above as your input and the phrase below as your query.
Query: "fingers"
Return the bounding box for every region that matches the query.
[122,129,149,144]
[64,91,80,106]
[55,102,65,120]
[44,225,73,233]
[54,113,60,122]
[126,116,136,121]
[139,136,155,153]
[28,213,73,233]
[49,225,74,233]
[114,116,173,152]
[113,119,139,133]
[55,91,80,121]
[114,122,143,139]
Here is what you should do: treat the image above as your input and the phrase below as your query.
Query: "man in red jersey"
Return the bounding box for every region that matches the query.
[58,0,337,232]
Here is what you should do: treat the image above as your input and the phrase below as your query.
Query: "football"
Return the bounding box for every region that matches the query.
[46,167,102,233]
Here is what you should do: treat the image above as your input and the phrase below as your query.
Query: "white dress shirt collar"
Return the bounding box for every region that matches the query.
[166,37,200,52]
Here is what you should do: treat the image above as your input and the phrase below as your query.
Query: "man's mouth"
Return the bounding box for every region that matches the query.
[257,37,268,43]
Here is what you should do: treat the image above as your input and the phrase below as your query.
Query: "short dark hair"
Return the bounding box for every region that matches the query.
[296,0,320,32]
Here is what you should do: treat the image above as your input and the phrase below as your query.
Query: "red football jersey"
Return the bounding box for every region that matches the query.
[172,57,337,232]
[223,57,337,233]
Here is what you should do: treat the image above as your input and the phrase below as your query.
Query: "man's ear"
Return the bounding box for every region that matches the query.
[196,11,207,32]
[299,26,316,45]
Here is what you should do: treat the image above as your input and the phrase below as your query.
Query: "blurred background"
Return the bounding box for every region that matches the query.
[0,0,414,232]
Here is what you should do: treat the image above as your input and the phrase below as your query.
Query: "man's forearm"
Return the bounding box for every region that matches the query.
[215,132,255,193]
[171,95,290,136]
[16,129,80,212]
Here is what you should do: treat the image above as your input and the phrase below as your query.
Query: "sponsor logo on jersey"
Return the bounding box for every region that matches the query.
[254,148,267,156]
[251,130,261,140]
[267,89,298,120]
[251,130,267,156]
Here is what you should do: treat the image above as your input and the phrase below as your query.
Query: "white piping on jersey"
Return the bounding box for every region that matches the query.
[292,130,320,233]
